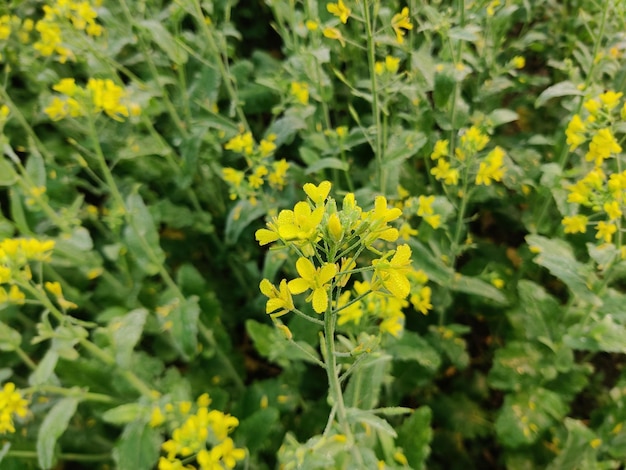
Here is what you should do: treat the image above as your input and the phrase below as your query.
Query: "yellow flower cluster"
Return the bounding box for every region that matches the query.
[151,394,246,470]
[562,91,626,244]
[44,78,139,122]
[222,131,288,205]
[256,181,429,334]
[0,382,30,434]
[0,238,56,305]
[32,0,103,63]
[430,127,506,187]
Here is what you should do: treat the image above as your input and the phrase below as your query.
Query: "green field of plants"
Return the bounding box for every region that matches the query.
[1,0,626,468]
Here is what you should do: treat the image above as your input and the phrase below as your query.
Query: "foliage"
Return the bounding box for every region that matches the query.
[0,0,625,468]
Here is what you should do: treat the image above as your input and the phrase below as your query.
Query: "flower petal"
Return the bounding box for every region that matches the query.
[288,278,311,295]
[295,257,316,281]
[318,263,338,285]
[255,229,279,245]
[312,287,328,314]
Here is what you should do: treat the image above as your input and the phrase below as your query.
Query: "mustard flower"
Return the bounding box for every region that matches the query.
[586,128,622,166]
[565,114,587,151]
[259,279,294,317]
[391,7,412,44]
[604,201,622,220]
[596,221,617,243]
[476,146,506,186]
[327,0,351,24]
[372,244,413,299]
[336,291,364,326]
[562,215,588,234]
[512,56,525,69]
[410,286,432,314]
[288,258,337,313]
[430,139,449,160]
[0,382,29,434]
[303,180,332,206]
[599,91,623,111]
[323,27,346,47]
[268,159,289,189]
[431,159,459,185]
[290,82,309,105]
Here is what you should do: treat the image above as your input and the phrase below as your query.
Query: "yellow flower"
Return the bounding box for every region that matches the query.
[562,214,588,234]
[52,78,78,96]
[431,139,449,160]
[0,382,29,434]
[410,286,432,314]
[431,159,459,185]
[290,81,309,105]
[372,244,413,299]
[327,0,351,24]
[44,96,68,121]
[596,221,617,243]
[225,131,255,155]
[512,56,525,69]
[305,20,319,31]
[565,114,587,151]
[268,159,289,189]
[259,279,294,317]
[599,91,623,111]
[391,7,412,44]
[288,258,337,313]
[585,128,622,166]
[336,291,364,326]
[475,146,506,186]
[323,27,346,47]
[604,201,622,220]
[303,180,332,205]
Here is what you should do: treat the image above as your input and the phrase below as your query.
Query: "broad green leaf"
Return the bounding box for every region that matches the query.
[113,420,161,470]
[407,238,451,285]
[488,108,519,127]
[168,296,200,360]
[346,408,397,437]
[387,331,441,372]
[0,442,10,464]
[535,81,583,108]
[305,157,349,174]
[266,112,309,146]
[111,309,148,368]
[515,280,563,340]
[0,322,21,351]
[29,350,59,386]
[237,407,279,453]
[488,341,553,391]
[101,403,144,425]
[397,407,432,470]
[139,20,188,64]
[564,315,626,354]
[547,419,597,470]
[495,388,568,448]
[344,354,391,410]
[124,193,165,276]
[434,72,456,108]
[451,274,508,305]
[224,199,266,246]
[37,397,79,469]
[527,234,601,306]
[0,156,17,186]
[447,25,481,41]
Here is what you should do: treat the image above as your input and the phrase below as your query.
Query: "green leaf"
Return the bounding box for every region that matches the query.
[139,20,188,64]
[488,108,519,127]
[305,157,349,174]
[495,388,568,448]
[488,341,551,391]
[245,319,320,367]
[0,322,21,351]
[237,407,279,453]
[0,442,10,464]
[101,403,145,425]
[397,407,432,470]
[535,81,583,108]
[527,235,601,306]
[514,280,563,340]
[37,397,79,469]
[168,296,200,360]
[0,155,17,186]
[29,350,59,386]
[564,315,626,353]
[434,72,456,108]
[111,309,148,368]
[387,331,441,372]
[451,274,508,304]
[547,419,597,470]
[224,199,266,246]
[124,193,165,276]
[344,354,391,410]
[346,408,397,437]
[113,420,161,470]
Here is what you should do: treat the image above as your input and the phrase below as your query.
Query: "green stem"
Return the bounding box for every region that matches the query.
[362,0,385,193]
[117,0,189,138]
[6,450,111,462]
[22,385,116,404]
[192,0,249,129]
[15,347,37,370]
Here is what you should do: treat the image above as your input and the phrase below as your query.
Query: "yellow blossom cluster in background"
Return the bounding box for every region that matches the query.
[429,126,507,188]
[44,78,139,122]
[150,393,246,470]
[222,131,288,205]
[562,91,626,245]
[0,238,56,305]
[0,382,30,434]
